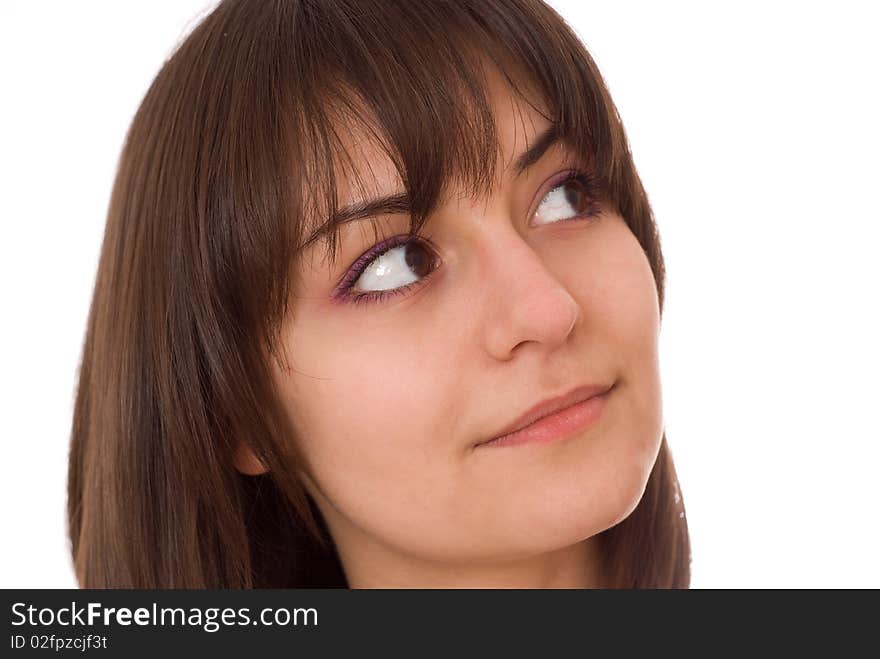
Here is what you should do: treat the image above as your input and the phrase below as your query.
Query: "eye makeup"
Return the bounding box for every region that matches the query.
[533,168,603,225]
[331,233,441,306]
[331,167,603,307]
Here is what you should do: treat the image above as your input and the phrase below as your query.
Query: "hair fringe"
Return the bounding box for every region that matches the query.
[68,0,690,588]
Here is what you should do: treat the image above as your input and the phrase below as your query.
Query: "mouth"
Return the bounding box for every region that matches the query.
[475,382,615,449]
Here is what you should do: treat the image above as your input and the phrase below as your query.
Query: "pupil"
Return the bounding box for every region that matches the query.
[565,181,585,212]
[405,243,433,277]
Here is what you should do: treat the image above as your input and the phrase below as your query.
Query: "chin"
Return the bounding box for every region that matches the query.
[543,443,661,547]
[602,434,663,530]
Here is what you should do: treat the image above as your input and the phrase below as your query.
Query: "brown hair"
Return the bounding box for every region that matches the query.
[68,0,690,588]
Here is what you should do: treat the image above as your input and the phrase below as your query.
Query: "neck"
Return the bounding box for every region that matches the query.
[340,536,605,589]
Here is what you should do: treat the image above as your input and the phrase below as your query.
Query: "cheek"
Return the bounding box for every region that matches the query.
[610,235,664,491]
[276,311,431,458]
[555,225,664,524]
[580,225,660,351]
[270,305,460,541]
[575,222,661,391]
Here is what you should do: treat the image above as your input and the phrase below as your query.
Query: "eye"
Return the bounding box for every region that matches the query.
[533,169,603,226]
[333,169,602,307]
[333,234,439,306]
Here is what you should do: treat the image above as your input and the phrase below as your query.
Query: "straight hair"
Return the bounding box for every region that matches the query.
[68,0,690,588]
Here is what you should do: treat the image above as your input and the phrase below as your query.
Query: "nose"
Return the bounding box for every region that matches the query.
[478,225,581,361]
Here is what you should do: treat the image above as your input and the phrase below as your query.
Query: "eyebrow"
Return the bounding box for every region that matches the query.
[303,124,560,248]
[512,124,559,174]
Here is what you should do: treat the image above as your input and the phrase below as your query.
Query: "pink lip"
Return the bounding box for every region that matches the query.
[476,383,615,449]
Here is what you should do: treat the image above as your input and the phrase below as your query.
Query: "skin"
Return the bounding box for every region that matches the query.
[243,65,665,588]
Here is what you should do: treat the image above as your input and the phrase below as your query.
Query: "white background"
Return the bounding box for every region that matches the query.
[1,1,877,588]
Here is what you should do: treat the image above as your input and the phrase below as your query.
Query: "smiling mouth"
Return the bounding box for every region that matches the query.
[475,382,615,449]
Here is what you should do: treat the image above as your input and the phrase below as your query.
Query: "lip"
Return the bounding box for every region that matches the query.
[475,382,615,449]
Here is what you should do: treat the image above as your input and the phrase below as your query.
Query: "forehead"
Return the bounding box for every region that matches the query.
[291,55,572,276]
[333,65,552,209]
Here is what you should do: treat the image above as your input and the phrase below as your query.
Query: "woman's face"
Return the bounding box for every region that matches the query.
[268,67,664,581]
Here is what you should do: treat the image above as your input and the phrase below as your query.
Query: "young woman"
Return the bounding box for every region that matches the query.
[68,0,691,588]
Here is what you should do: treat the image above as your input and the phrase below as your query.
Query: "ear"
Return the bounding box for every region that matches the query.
[233,441,269,476]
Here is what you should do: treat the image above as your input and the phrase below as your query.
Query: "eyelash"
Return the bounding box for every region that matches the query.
[335,233,439,307]
[335,168,602,307]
